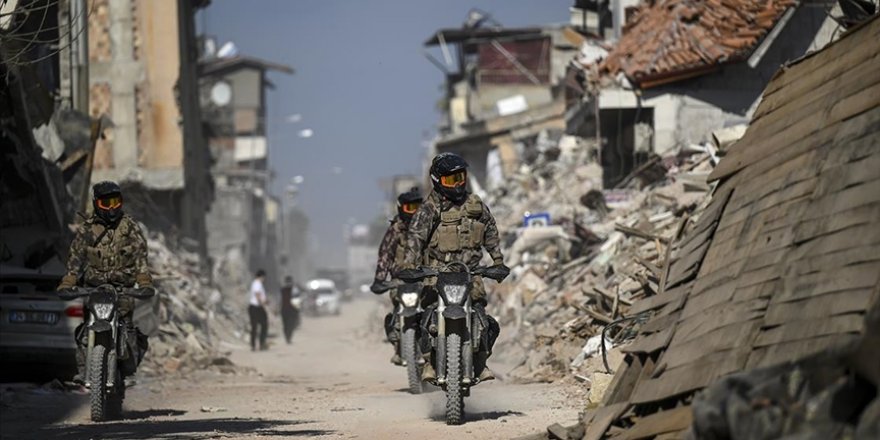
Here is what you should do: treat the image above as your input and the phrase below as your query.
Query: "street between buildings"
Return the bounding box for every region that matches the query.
[1,298,579,439]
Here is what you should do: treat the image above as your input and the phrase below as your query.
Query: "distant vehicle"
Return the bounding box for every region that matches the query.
[305,279,341,316]
[0,268,78,375]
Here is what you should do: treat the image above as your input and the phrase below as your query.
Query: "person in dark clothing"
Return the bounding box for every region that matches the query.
[280,275,301,344]
[248,269,269,351]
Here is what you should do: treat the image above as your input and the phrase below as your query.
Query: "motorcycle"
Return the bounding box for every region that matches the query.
[399,263,508,425]
[374,280,425,394]
[59,284,155,422]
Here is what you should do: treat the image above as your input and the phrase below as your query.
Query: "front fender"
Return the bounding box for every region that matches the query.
[88,320,113,333]
[442,305,467,320]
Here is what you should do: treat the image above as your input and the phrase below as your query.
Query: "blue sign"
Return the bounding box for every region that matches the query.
[523,212,551,227]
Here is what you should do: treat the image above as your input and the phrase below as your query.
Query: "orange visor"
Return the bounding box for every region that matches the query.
[96,195,122,210]
[439,171,467,188]
[401,202,421,214]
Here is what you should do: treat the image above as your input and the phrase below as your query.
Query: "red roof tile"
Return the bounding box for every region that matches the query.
[600,0,797,87]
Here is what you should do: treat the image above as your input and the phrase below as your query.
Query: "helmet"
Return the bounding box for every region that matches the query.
[429,153,469,204]
[396,188,423,223]
[92,181,124,225]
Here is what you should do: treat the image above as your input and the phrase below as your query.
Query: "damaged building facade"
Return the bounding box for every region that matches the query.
[87,0,213,258]
[199,51,293,290]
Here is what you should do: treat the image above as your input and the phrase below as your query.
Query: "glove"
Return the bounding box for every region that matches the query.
[131,286,157,299]
[57,285,82,300]
[57,274,78,291]
[485,263,511,282]
[370,281,385,295]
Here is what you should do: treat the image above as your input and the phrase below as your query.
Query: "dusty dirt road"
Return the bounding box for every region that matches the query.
[1,298,579,439]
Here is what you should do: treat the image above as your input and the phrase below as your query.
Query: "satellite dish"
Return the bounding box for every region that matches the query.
[210,81,232,107]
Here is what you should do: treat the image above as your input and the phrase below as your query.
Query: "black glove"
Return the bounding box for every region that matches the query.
[130,286,157,299]
[57,286,82,300]
[370,281,385,295]
[484,263,511,282]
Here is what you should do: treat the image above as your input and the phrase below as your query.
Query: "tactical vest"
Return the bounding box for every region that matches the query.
[427,194,487,263]
[84,220,140,274]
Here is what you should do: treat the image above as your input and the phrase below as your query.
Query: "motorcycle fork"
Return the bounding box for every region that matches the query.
[463,297,474,384]
[437,300,446,383]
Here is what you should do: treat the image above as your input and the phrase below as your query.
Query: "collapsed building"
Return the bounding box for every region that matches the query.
[510,13,880,440]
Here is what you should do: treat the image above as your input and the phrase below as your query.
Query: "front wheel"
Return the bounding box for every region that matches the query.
[445,333,464,425]
[402,328,422,394]
[88,345,109,422]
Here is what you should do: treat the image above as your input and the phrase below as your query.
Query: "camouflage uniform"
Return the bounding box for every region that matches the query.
[402,191,504,301]
[58,214,153,377]
[374,217,409,289]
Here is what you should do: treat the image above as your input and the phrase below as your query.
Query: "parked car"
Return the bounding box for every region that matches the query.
[0,267,79,375]
[305,279,341,316]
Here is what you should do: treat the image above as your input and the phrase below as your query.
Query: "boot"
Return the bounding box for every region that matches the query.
[478,367,495,382]
[421,363,436,382]
[390,353,403,365]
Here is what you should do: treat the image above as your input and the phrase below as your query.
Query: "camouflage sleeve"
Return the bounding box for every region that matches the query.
[481,204,504,264]
[130,220,153,286]
[373,223,397,281]
[64,227,88,278]
[403,202,437,269]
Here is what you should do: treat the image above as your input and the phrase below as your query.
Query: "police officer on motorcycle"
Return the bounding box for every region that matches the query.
[371,188,423,364]
[57,181,155,384]
[401,153,508,382]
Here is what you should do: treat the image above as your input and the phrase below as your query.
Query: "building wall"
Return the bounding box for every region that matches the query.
[89,0,184,183]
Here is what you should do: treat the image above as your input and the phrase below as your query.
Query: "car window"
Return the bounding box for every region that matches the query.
[0,278,60,295]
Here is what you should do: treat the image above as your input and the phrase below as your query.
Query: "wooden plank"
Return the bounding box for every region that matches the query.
[602,356,646,406]
[791,203,880,247]
[787,244,880,281]
[770,261,880,305]
[665,240,712,288]
[747,333,862,369]
[675,221,718,262]
[631,347,750,404]
[763,288,875,325]
[583,403,630,440]
[629,282,691,315]
[681,280,737,320]
[710,102,880,183]
[674,298,768,345]
[754,313,865,348]
[623,326,675,354]
[663,320,762,370]
[752,46,880,123]
[640,310,682,334]
[731,279,780,303]
[759,19,880,97]
[618,406,693,440]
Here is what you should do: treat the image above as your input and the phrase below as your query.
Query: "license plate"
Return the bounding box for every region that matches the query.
[9,310,60,325]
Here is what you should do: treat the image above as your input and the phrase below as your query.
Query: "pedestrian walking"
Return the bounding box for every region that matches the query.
[280,275,301,344]
[248,269,269,351]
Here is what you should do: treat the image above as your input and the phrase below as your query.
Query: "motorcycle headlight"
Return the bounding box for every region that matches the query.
[400,292,419,307]
[443,285,467,305]
[92,302,115,320]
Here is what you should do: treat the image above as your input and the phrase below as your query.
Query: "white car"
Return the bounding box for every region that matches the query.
[306,279,341,316]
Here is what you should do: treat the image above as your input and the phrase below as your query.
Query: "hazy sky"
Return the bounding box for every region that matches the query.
[202,0,571,267]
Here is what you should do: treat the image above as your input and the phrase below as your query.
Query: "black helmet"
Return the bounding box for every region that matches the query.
[396,187,423,223]
[92,181,124,225]
[429,153,469,204]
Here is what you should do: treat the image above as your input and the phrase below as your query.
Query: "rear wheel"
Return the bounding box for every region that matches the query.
[88,345,108,422]
[402,328,422,394]
[445,333,464,425]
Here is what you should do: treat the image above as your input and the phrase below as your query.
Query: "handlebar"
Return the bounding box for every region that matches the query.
[396,263,509,283]
[57,285,156,300]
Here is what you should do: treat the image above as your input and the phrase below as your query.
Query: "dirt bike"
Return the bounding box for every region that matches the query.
[374,280,425,394]
[399,263,508,425]
[59,284,155,422]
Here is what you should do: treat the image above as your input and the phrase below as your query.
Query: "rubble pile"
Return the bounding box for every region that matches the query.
[486,134,717,385]
[138,231,248,376]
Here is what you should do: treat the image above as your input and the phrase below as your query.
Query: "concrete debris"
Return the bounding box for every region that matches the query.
[139,230,248,377]
[486,129,715,384]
